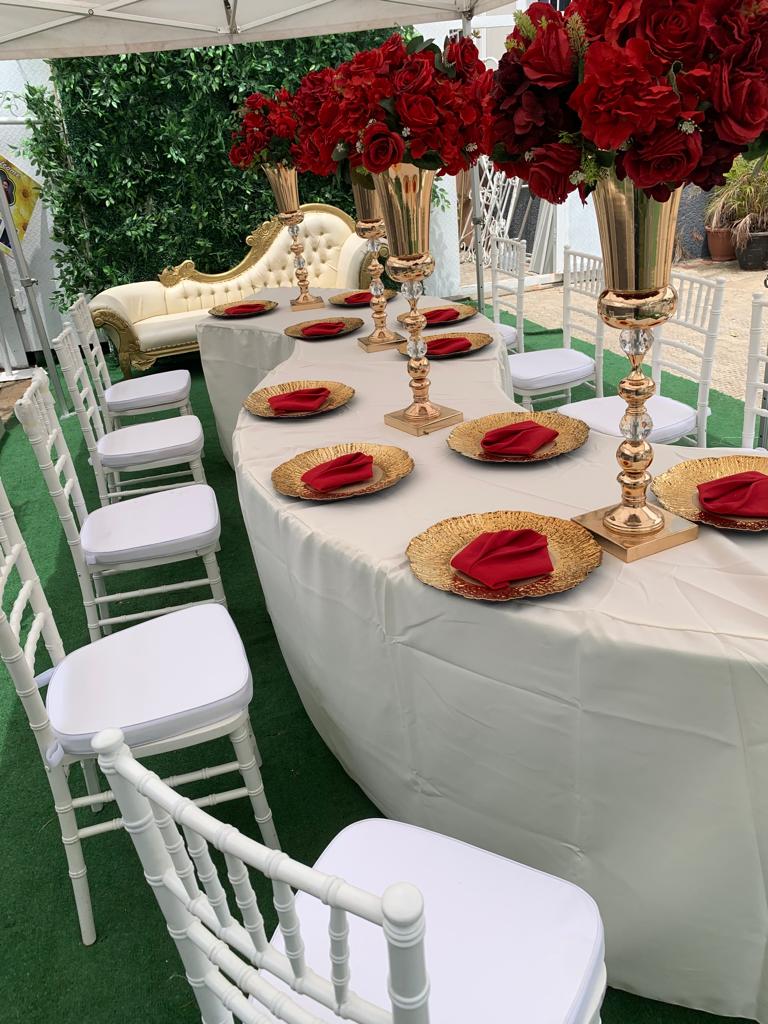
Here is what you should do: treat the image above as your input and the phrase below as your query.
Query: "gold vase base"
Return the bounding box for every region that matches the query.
[385,405,463,437]
[358,330,405,353]
[290,295,325,311]
[572,505,698,562]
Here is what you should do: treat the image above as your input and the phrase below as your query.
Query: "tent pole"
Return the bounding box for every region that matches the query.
[462,14,485,312]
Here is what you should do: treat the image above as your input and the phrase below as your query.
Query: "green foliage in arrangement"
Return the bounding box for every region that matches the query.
[21,32,404,306]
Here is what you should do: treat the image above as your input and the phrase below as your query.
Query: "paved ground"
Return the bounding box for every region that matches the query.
[462,259,768,400]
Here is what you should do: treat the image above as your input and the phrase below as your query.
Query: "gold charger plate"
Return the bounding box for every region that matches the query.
[447,411,589,463]
[209,300,279,319]
[243,380,355,419]
[328,289,396,307]
[397,332,492,359]
[651,454,768,532]
[407,510,602,602]
[284,316,363,340]
[272,442,414,501]
[397,303,477,328]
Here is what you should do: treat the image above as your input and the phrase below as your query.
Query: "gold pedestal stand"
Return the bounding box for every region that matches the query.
[350,173,403,352]
[263,164,324,311]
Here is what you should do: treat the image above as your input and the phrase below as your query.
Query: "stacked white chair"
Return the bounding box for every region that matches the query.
[0,476,278,946]
[742,293,768,449]
[69,295,193,429]
[15,369,225,641]
[52,326,206,505]
[95,728,607,1024]
[560,268,725,446]
[490,236,526,352]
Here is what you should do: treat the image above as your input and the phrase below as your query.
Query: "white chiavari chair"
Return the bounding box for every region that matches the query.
[14,369,226,641]
[95,729,607,1024]
[0,478,278,945]
[69,295,192,429]
[52,326,206,505]
[742,294,768,449]
[560,270,725,446]
[491,236,526,353]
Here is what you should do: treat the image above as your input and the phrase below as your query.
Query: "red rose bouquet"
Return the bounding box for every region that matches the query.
[229,87,299,170]
[488,0,768,204]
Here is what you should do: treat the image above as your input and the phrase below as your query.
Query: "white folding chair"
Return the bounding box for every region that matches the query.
[560,270,725,446]
[96,729,607,1024]
[491,236,526,353]
[742,294,768,449]
[69,295,192,429]
[52,326,205,506]
[14,369,226,641]
[0,476,277,946]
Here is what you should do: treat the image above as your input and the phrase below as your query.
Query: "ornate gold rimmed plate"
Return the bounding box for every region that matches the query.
[209,300,279,319]
[284,317,364,340]
[243,380,355,419]
[397,303,477,328]
[447,411,589,463]
[328,289,396,307]
[651,454,768,532]
[272,442,414,501]
[407,510,602,602]
[396,332,493,359]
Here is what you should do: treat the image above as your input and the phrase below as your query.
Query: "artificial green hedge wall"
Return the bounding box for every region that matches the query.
[22,32,398,305]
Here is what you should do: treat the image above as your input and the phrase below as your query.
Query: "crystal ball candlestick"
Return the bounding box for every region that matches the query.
[356,219,403,353]
[279,211,324,311]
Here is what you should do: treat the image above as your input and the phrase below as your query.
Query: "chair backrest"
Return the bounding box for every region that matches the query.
[743,294,768,448]
[652,271,726,446]
[490,236,526,348]
[95,729,431,1024]
[69,295,113,419]
[562,247,605,348]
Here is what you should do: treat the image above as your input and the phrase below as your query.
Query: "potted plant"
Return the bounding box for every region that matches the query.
[708,157,768,270]
[703,193,737,263]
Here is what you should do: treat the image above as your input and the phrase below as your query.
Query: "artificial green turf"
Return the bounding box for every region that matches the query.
[0,345,753,1024]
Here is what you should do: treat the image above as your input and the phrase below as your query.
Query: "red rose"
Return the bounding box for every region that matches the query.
[445,36,484,79]
[567,0,641,43]
[396,94,439,132]
[638,0,707,67]
[712,66,768,146]
[393,53,435,94]
[689,135,745,190]
[379,33,408,68]
[520,17,575,89]
[619,126,704,194]
[525,142,581,204]
[360,122,405,174]
[228,140,253,169]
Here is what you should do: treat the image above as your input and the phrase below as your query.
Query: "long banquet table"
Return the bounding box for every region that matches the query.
[200,287,768,1020]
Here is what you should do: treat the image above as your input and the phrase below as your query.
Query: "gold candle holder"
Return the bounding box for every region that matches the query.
[373,163,462,436]
[572,170,698,561]
[351,172,403,353]
[262,164,324,311]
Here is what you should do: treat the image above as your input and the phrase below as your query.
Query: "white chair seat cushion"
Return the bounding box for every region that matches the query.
[46,604,250,756]
[134,310,210,351]
[260,818,605,1024]
[507,348,595,391]
[96,414,203,469]
[498,324,519,352]
[80,483,220,566]
[558,394,701,444]
[104,369,191,414]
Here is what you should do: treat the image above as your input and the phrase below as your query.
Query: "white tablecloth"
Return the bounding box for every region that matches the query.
[220,288,768,1020]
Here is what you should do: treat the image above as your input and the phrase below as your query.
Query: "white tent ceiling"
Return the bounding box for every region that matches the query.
[0,0,510,59]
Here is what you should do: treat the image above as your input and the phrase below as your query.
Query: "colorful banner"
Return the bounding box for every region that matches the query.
[0,155,41,257]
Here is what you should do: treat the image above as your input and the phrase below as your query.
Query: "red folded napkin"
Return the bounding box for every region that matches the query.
[223,302,267,316]
[267,387,331,415]
[424,308,461,325]
[451,529,553,590]
[696,471,768,517]
[427,336,473,356]
[481,420,559,457]
[301,451,374,493]
[301,320,347,338]
[343,291,372,305]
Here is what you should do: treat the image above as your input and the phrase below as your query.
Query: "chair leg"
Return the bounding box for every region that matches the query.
[93,572,112,636]
[80,759,105,815]
[522,395,533,411]
[48,764,96,945]
[190,458,207,485]
[181,402,192,416]
[229,721,279,850]
[83,575,103,643]
[202,551,226,608]
[565,387,572,404]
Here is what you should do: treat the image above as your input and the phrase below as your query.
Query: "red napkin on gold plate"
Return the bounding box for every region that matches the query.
[451,529,553,589]
[696,471,768,517]
[427,336,473,356]
[301,452,374,493]
[301,320,347,338]
[223,302,267,316]
[481,420,559,457]
[267,387,331,415]
[424,308,460,325]
[343,291,372,305]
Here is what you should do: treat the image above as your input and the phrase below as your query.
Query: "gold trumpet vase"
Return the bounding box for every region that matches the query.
[373,163,463,436]
[572,169,698,561]
[351,172,404,353]
[262,164,324,311]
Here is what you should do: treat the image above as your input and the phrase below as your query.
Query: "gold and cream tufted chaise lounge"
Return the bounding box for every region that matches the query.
[90,203,373,377]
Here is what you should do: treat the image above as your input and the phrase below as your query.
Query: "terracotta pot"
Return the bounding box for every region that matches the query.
[706,227,736,263]
[737,232,768,271]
